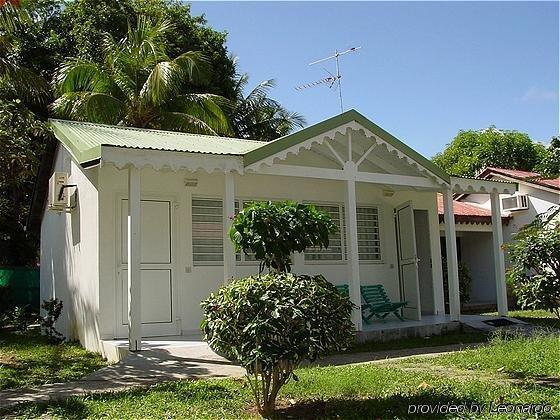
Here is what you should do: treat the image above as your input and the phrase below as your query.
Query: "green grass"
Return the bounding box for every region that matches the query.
[434,330,560,378]
[0,330,108,390]
[483,309,560,329]
[4,332,559,419]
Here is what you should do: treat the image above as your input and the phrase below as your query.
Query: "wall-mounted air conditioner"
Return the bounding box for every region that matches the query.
[48,172,77,212]
[501,194,529,211]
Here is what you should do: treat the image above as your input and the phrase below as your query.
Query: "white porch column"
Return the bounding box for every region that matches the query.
[128,166,142,351]
[345,174,362,331]
[442,188,461,321]
[490,192,508,316]
[223,172,236,284]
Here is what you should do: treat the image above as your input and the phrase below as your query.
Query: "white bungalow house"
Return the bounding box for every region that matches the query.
[32,110,517,357]
[439,168,559,309]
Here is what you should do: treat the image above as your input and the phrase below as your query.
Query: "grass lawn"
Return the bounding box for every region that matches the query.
[0,330,108,391]
[483,309,560,329]
[4,331,558,419]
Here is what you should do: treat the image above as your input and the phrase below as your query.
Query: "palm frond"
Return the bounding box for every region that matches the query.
[158,111,218,135]
[51,92,125,125]
[53,59,112,94]
[172,50,211,86]
[0,3,28,34]
[0,59,51,106]
[170,93,232,135]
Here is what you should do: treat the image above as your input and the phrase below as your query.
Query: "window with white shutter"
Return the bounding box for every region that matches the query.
[192,198,223,265]
[356,206,381,261]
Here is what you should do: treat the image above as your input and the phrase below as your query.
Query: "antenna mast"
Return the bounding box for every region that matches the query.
[297,46,361,113]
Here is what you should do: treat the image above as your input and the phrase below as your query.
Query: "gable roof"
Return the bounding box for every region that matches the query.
[478,167,559,191]
[243,109,450,183]
[50,119,264,165]
[50,110,450,184]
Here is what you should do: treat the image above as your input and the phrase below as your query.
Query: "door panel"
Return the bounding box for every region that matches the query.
[121,200,171,264]
[395,202,421,320]
[118,199,176,337]
[120,269,172,324]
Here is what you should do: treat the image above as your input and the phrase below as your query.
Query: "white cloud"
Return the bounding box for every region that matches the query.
[521,86,558,103]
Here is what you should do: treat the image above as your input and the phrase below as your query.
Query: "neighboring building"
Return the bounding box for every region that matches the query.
[30,110,516,357]
[439,167,559,309]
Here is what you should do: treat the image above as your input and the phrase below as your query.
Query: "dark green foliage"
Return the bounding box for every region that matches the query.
[0,99,49,265]
[442,258,472,304]
[40,298,63,342]
[229,201,337,273]
[432,127,546,177]
[201,273,354,415]
[506,207,560,319]
[57,0,236,99]
[535,136,560,177]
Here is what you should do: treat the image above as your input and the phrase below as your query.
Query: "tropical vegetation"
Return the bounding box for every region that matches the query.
[0,0,304,266]
[506,206,560,319]
[432,127,550,177]
[52,16,230,135]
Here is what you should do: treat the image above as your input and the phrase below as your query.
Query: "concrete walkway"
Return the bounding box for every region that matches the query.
[0,341,482,409]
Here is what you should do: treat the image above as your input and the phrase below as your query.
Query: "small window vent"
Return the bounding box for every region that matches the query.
[501,194,529,211]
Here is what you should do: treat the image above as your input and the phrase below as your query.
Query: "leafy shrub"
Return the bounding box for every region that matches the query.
[506,207,560,319]
[229,201,337,273]
[201,273,354,415]
[9,306,31,333]
[442,259,472,304]
[40,298,64,342]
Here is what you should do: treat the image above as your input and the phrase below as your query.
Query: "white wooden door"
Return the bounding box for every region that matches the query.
[117,199,177,337]
[395,201,421,320]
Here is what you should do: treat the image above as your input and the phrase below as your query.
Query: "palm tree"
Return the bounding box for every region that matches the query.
[52,16,231,135]
[230,61,305,141]
[0,2,51,106]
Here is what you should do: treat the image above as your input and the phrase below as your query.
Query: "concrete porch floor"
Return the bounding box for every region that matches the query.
[102,314,526,362]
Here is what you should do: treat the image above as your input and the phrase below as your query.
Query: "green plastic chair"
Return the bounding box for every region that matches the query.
[360,284,407,322]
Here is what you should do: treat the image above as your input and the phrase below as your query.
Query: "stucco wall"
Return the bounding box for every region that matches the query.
[40,147,101,352]
[96,165,445,338]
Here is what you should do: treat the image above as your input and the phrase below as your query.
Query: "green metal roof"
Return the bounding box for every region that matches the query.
[49,119,264,164]
[49,111,450,183]
[243,109,450,183]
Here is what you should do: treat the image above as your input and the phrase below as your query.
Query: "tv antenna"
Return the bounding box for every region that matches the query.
[295,46,361,113]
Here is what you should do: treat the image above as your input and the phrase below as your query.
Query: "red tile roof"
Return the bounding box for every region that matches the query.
[437,194,509,225]
[478,167,560,191]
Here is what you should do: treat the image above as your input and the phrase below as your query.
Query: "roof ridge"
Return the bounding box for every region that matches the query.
[48,119,266,144]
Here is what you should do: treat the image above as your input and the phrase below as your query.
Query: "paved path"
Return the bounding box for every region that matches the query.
[0,342,483,409]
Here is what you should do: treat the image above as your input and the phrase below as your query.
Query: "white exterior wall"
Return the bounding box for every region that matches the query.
[95,165,444,338]
[40,147,101,351]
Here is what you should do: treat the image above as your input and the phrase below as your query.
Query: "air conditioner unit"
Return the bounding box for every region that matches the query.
[48,172,77,212]
[501,194,529,211]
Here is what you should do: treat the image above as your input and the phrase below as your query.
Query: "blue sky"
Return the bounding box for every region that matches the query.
[190,1,559,157]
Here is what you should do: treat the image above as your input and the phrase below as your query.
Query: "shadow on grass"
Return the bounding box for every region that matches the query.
[272,392,480,419]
